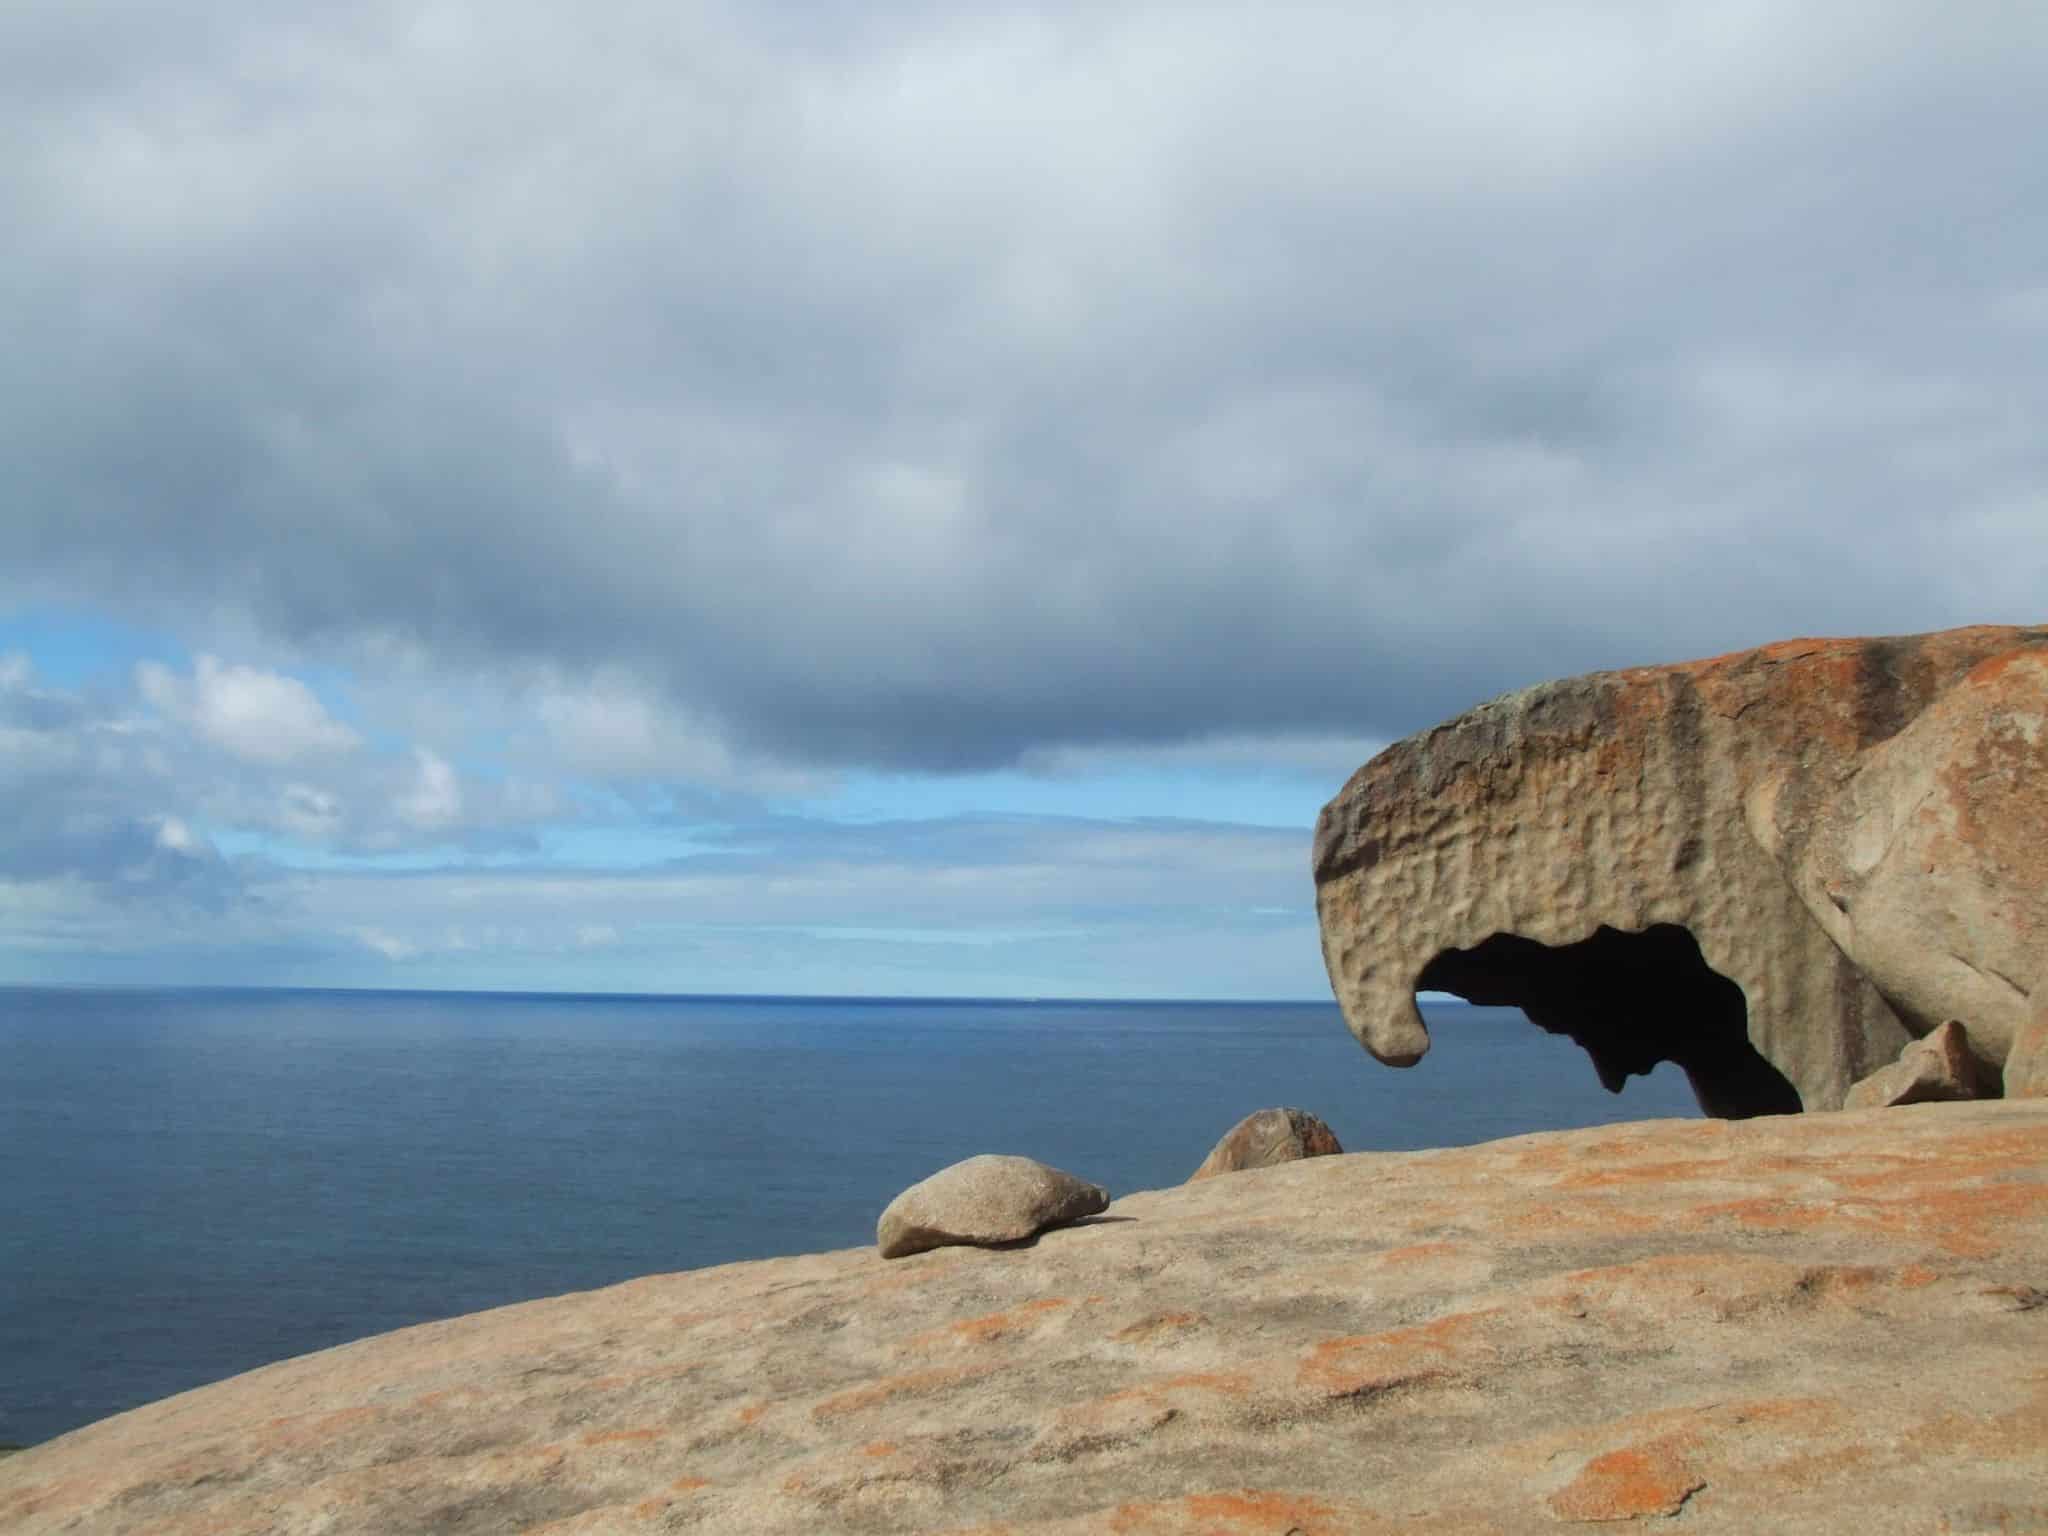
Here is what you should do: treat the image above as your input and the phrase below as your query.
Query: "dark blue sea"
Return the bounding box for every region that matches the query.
[0,988,1698,1448]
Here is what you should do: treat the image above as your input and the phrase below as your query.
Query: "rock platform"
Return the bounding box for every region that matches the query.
[6,1101,2046,1533]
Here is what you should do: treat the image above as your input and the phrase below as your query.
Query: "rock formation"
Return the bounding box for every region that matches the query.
[1748,643,2048,1078]
[876,1155,1108,1259]
[1843,1020,1986,1109]
[1188,1107,1342,1181]
[1313,625,2048,1114]
[5,1102,2044,1533]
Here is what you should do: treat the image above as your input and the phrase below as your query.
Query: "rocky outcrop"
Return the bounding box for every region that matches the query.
[1188,1107,1342,1181]
[1843,1020,1986,1109]
[876,1155,1108,1259]
[5,1102,2045,1534]
[1313,625,2048,1114]
[1748,644,2048,1079]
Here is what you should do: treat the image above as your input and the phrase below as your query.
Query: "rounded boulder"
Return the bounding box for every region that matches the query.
[877,1154,1109,1260]
[1187,1107,1343,1182]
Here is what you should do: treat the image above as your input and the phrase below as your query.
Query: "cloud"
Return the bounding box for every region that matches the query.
[351,926,420,962]
[0,656,558,909]
[394,748,462,832]
[2,2,2041,774]
[137,655,359,765]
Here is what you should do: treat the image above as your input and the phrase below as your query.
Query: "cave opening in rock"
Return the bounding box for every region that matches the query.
[1414,924,1802,1119]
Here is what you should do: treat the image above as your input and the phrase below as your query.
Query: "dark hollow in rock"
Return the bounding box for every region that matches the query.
[1416,923,1803,1119]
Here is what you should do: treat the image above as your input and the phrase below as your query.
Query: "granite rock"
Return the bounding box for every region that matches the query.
[877,1154,1108,1259]
[5,1103,2045,1534]
[1313,625,2048,1114]
[2006,1007,2048,1100]
[1749,643,2048,1077]
[1188,1107,1343,1181]
[1843,1020,1987,1109]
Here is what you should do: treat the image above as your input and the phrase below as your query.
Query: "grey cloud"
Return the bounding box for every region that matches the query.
[4,1,2044,771]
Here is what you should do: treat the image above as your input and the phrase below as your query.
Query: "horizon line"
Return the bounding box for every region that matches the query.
[0,980,1473,1008]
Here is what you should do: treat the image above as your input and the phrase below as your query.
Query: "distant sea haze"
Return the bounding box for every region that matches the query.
[0,987,1698,1447]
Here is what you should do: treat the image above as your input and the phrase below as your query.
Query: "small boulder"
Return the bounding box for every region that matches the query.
[2005,1007,2048,1100]
[1188,1107,1343,1182]
[877,1155,1108,1260]
[1843,1020,1987,1109]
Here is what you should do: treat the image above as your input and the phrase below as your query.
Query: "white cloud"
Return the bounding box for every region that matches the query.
[352,926,419,961]
[152,815,204,856]
[395,748,462,832]
[137,655,359,765]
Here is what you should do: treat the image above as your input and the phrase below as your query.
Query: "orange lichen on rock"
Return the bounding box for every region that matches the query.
[1295,1309,1495,1397]
[1546,1436,1705,1522]
[578,1426,662,1447]
[907,1297,1076,1352]
[811,1363,1002,1421]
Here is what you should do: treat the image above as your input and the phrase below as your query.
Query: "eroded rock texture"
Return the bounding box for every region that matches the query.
[1314,626,2048,1114]
[5,1103,2045,1534]
[1749,644,2048,1078]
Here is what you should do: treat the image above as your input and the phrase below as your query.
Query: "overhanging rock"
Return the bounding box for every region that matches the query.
[1313,625,2048,1114]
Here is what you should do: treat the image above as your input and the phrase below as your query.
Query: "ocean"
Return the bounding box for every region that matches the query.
[0,987,1699,1448]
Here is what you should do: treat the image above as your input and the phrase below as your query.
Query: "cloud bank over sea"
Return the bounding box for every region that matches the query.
[3,1,2043,991]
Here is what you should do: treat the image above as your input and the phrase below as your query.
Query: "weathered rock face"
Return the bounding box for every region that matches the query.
[2007,1008,2048,1101]
[1188,1107,1343,1181]
[5,1102,2045,1534]
[1843,1020,1987,1109]
[1748,643,2048,1076]
[876,1155,1108,1260]
[1314,625,2048,1114]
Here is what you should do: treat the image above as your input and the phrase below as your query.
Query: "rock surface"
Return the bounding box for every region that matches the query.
[1749,643,2048,1075]
[6,1102,2047,1534]
[876,1155,1108,1260]
[1843,1020,1987,1109]
[1188,1107,1343,1181]
[2008,1007,2048,1100]
[1313,625,2048,1114]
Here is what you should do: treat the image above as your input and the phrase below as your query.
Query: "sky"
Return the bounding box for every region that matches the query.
[2,1,2043,998]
